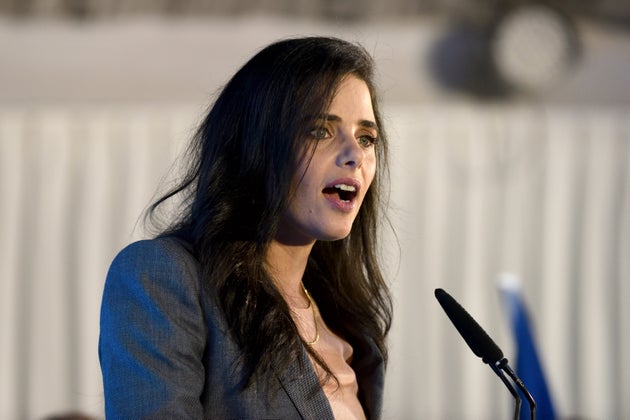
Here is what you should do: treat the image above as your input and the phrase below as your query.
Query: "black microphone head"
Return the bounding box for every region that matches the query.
[434,288,504,364]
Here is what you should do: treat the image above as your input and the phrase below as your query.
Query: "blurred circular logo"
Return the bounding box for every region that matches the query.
[492,4,579,93]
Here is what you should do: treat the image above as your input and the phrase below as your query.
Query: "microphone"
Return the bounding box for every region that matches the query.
[434,288,536,420]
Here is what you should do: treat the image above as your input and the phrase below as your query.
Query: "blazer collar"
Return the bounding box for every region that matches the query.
[352,335,385,419]
[274,347,334,420]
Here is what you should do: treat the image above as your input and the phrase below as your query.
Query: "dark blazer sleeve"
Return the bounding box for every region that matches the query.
[99,238,207,419]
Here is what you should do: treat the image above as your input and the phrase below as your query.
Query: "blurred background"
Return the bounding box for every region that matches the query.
[1,0,629,419]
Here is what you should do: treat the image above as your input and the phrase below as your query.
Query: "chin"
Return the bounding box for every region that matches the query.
[318,227,353,242]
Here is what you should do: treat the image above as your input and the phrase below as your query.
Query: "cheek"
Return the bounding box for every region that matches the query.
[364,152,377,187]
[291,148,317,192]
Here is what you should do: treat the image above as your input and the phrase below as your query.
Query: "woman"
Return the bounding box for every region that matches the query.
[99,36,392,419]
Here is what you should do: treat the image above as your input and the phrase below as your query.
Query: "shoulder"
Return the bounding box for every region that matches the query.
[109,236,197,273]
[102,236,205,321]
[108,236,200,286]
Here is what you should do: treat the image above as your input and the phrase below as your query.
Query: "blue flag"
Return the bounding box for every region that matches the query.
[499,274,557,420]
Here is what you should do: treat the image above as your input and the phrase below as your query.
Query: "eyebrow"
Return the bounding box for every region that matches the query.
[318,113,379,131]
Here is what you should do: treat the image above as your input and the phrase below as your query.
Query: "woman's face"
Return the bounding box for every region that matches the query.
[276,75,378,245]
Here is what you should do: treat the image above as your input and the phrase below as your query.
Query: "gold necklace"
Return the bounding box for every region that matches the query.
[301,282,320,346]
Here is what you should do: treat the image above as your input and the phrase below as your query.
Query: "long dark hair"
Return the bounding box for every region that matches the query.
[148,36,392,388]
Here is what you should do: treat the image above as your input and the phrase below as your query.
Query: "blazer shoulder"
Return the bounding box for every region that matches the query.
[103,236,207,331]
[110,236,195,267]
[108,236,198,282]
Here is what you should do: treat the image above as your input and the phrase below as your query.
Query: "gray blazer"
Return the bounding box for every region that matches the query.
[99,237,385,419]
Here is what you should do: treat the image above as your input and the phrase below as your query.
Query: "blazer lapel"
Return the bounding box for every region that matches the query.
[274,347,334,420]
[352,336,385,419]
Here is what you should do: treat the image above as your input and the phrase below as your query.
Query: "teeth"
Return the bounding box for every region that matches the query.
[334,184,356,192]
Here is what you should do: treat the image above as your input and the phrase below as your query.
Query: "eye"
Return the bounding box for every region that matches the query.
[357,134,378,147]
[309,126,331,140]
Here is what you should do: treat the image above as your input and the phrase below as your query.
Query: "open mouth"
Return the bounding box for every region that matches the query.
[322,184,358,203]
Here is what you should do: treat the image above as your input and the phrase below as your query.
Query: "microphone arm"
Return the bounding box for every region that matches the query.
[490,359,522,420]
[434,288,536,420]
[502,362,536,420]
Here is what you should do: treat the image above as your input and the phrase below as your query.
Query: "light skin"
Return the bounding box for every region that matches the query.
[266,74,378,307]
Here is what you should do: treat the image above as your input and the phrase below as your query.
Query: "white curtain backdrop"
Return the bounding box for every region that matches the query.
[0,104,628,419]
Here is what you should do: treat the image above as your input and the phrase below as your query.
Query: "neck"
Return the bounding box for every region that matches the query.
[266,239,314,308]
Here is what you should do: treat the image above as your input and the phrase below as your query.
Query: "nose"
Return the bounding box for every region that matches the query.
[335,130,364,169]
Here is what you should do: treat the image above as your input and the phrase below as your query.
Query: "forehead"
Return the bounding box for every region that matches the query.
[328,75,375,119]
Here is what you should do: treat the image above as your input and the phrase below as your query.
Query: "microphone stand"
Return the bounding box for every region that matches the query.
[501,362,536,420]
[487,358,521,420]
